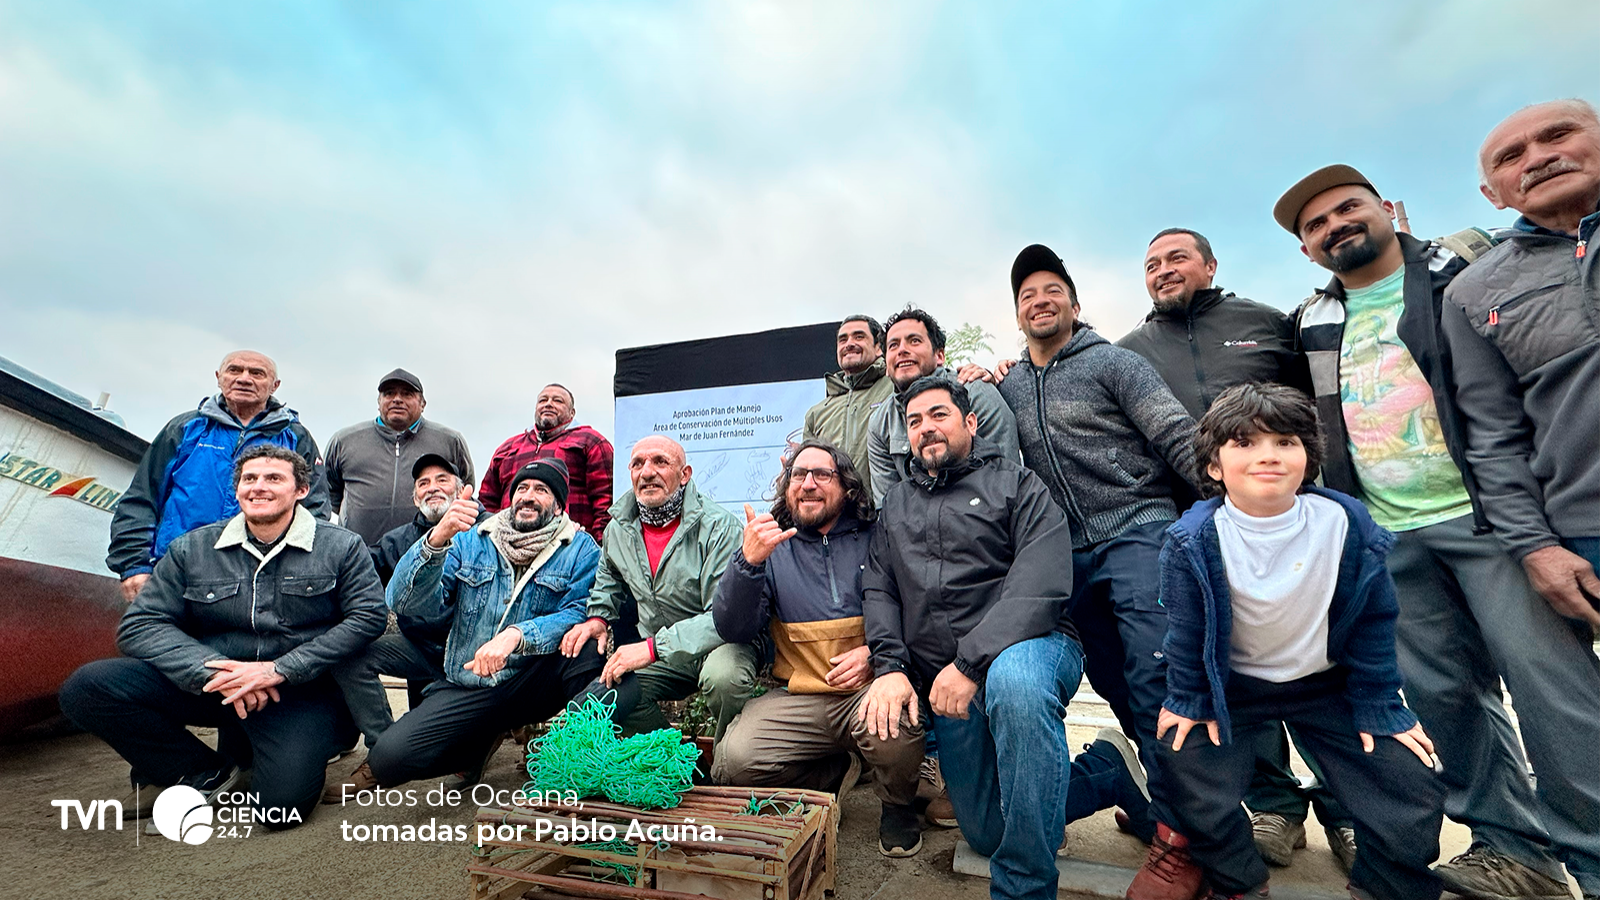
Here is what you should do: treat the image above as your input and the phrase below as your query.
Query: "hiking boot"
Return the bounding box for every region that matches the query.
[321,761,379,804]
[920,757,957,828]
[1126,821,1204,900]
[1433,843,1571,900]
[120,783,171,821]
[835,752,864,800]
[1323,824,1357,875]
[1249,811,1305,867]
[878,802,923,858]
[147,764,243,835]
[1085,728,1153,841]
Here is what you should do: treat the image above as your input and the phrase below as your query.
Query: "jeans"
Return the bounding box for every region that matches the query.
[331,633,445,747]
[934,632,1082,900]
[366,648,601,787]
[1157,669,1445,899]
[60,658,355,830]
[1067,519,1171,835]
[1389,516,1600,895]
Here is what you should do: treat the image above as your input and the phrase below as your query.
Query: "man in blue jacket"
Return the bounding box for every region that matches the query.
[108,350,330,602]
[336,459,604,795]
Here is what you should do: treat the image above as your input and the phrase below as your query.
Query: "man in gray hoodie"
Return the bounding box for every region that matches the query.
[995,244,1201,844]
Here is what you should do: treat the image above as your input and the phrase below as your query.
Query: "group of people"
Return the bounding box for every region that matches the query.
[55,98,1598,900]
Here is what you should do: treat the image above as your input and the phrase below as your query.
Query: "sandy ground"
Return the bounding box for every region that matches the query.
[2,682,1494,900]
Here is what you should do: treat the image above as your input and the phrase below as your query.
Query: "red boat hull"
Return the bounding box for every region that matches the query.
[0,556,123,734]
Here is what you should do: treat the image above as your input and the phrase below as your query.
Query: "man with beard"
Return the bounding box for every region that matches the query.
[866,307,1019,504]
[561,436,751,739]
[481,384,614,534]
[1441,100,1600,900]
[323,368,475,545]
[324,454,492,799]
[1276,164,1597,900]
[335,458,604,795]
[861,378,1149,900]
[711,440,928,858]
[804,315,896,499]
[1119,231,1349,872]
[995,244,1201,849]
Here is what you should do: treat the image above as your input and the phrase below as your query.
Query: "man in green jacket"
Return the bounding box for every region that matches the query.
[560,435,753,739]
[803,315,895,496]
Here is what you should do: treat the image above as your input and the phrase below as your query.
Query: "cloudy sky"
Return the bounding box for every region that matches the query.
[0,1,1589,468]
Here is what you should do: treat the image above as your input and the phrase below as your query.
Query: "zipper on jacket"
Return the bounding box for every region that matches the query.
[1031,361,1087,542]
[1186,312,1208,408]
[822,533,841,609]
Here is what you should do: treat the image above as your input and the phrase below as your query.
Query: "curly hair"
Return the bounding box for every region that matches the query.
[767,439,875,530]
[1194,382,1325,499]
[883,306,946,353]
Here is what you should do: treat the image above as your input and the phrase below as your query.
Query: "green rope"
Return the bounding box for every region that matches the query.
[739,794,805,817]
[575,839,642,885]
[526,692,701,809]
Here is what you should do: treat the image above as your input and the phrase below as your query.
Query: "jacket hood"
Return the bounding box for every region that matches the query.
[824,359,888,397]
[1144,287,1228,323]
[199,393,297,430]
[906,436,1003,491]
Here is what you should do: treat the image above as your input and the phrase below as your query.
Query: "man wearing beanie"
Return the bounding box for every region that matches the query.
[994,244,1203,848]
[327,457,605,797]
[560,435,752,740]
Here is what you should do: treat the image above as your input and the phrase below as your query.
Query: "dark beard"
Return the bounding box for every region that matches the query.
[1323,226,1384,274]
[1023,318,1062,340]
[511,502,554,532]
[917,438,963,472]
[790,494,842,529]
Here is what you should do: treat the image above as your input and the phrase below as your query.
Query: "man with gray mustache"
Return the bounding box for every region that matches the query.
[1276,163,1599,900]
[1439,99,1600,900]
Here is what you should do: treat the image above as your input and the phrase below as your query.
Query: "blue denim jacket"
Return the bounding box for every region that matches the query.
[388,516,598,689]
[1159,486,1417,743]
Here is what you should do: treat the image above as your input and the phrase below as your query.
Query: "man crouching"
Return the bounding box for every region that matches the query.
[711,440,927,857]
[61,444,387,829]
[338,458,604,795]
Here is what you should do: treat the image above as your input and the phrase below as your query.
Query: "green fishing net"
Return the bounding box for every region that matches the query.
[525,692,701,809]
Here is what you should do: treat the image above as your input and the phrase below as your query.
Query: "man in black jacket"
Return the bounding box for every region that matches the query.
[61,444,386,830]
[860,378,1149,900]
[711,440,926,858]
[1279,164,1597,900]
[1119,228,1349,870]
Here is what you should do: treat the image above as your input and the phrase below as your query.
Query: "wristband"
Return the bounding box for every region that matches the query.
[646,637,657,663]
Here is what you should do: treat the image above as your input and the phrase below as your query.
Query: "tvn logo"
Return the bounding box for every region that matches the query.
[51,799,123,831]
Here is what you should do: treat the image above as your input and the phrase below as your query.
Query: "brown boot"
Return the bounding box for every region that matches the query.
[321,761,378,804]
[1126,822,1205,900]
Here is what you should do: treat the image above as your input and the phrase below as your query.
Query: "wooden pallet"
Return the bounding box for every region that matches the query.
[468,786,837,900]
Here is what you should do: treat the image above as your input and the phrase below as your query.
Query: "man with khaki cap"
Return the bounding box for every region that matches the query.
[1274,164,1599,900]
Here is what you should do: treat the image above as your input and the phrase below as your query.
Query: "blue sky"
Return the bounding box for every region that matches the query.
[0,1,1590,466]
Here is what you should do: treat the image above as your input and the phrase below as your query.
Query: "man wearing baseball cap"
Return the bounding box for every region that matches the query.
[327,457,604,798]
[1211,164,1587,900]
[323,368,476,545]
[993,243,1203,848]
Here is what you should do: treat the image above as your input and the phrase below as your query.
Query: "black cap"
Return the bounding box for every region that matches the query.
[411,453,462,481]
[378,368,423,393]
[508,458,570,511]
[1010,244,1076,299]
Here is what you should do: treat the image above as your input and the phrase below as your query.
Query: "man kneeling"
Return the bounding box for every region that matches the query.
[61,445,387,829]
[711,440,926,857]
[336,459,604,796]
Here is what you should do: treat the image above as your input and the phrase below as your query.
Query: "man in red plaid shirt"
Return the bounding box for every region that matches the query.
[480,384,615,535]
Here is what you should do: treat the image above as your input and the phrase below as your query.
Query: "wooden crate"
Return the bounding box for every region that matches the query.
[467,786,837,900]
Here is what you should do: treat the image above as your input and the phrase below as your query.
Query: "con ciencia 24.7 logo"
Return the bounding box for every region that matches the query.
[53,787,293,843]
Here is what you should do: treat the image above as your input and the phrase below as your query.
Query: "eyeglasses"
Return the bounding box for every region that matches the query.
[788,466,838,485]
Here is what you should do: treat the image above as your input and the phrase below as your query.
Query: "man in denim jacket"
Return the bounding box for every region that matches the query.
[337,458,604,795]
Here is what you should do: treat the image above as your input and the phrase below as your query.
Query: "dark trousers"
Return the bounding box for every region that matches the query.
[1068,519,1171,833]
[1156,669,1445,900]
[60,657,355,830]
[1244,722,1353,826]
[366,648,602,786]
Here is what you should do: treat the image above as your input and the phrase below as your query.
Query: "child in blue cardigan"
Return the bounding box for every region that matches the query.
[1126,383,1445,900]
